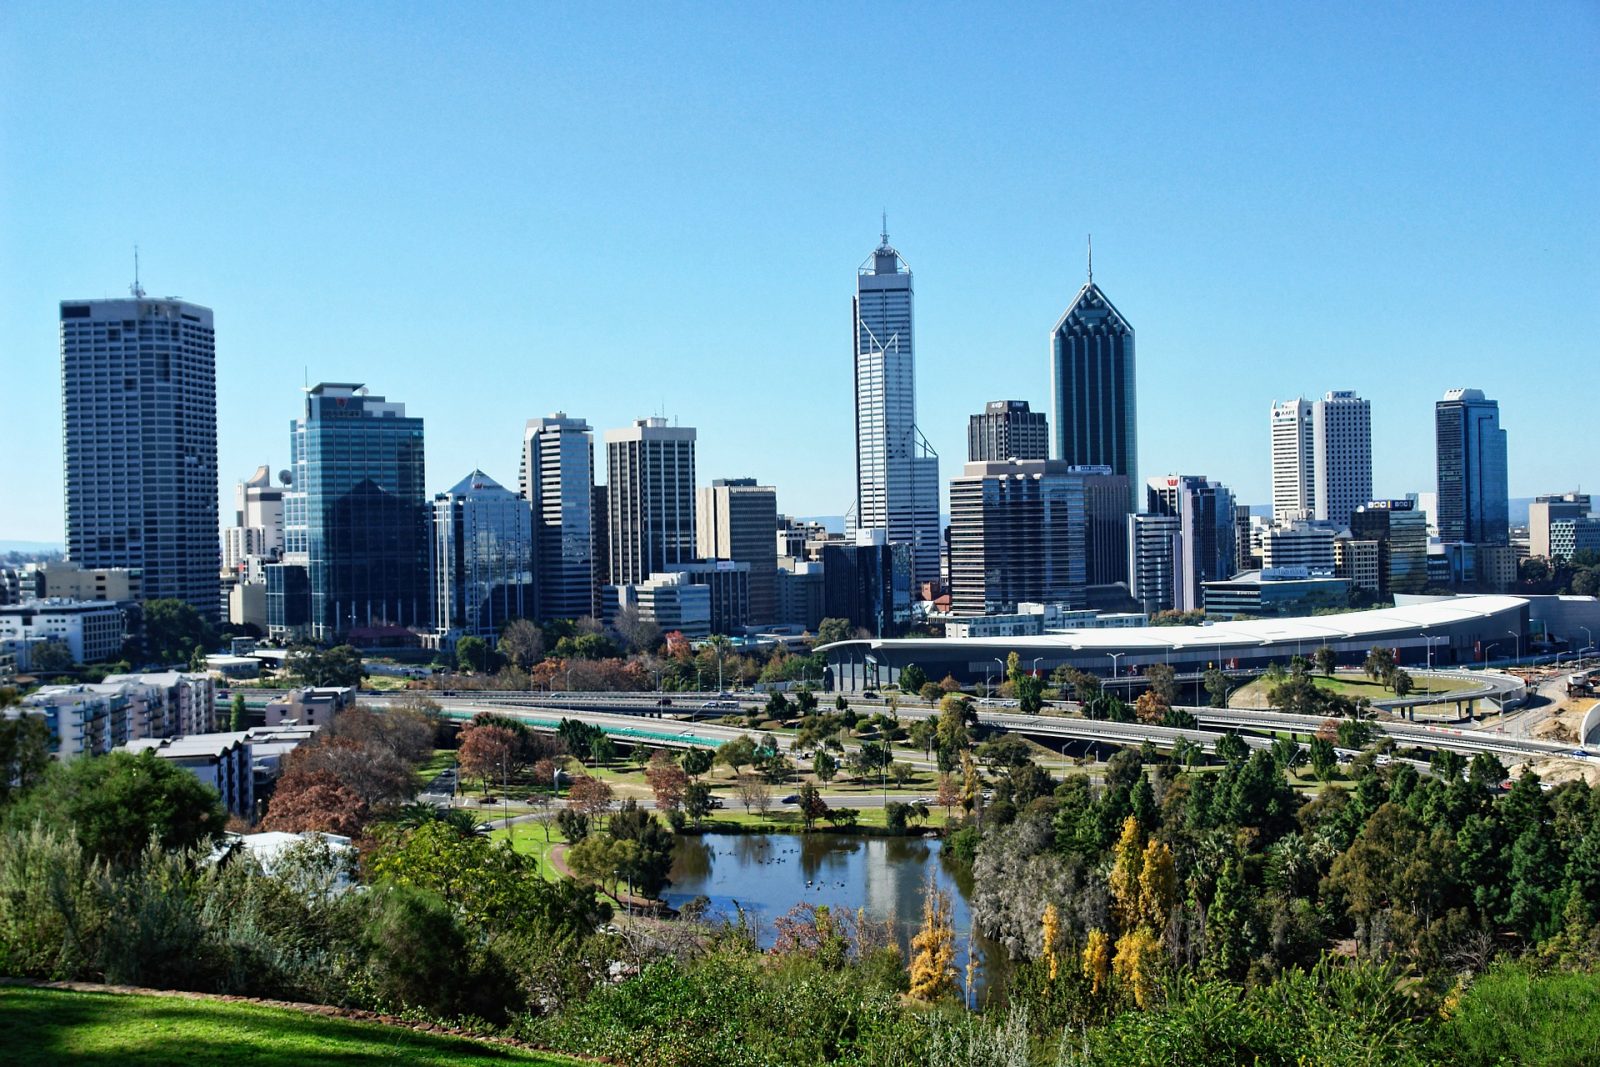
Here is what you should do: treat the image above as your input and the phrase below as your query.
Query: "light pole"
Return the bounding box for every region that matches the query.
[1107,651,1125,680]
[1424,635,1447,670]
[1582,627,1593,665]
[1482,643,1499,670]
[1030,656,1044,677]
[992,657,1006,699]
[1507,629,1521,667]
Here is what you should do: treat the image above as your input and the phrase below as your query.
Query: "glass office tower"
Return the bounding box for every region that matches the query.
[1435,388,1509,545]
[301,383,429,640]
[1051,258,1137,512]
[433,470,533,641]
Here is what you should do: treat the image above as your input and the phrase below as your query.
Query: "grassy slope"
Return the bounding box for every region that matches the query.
[3,985,581,1067]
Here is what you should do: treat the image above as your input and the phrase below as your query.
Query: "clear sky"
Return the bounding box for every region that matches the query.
[2,2,1596,543]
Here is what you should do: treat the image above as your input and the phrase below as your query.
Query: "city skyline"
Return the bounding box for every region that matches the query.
[3,6,1597,542]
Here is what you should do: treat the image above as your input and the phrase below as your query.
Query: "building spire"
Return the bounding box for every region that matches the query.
[880,209,889,248]
[130,244,146,299]
[1086,234,1093,285]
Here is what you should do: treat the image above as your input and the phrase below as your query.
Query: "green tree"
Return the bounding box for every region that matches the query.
[814,618,854,646]
[289,644,366,688]
[1015,672,1044,714]
[1308,735,1338,780]
[797,782,829,831]
[678,747,714,779]
[716,734,758,776]
[1390,668,1414,698]
[228,692,249,732]
[140,598,214,664]
[1213,732,1249,765]
[813,748,838,784]
[28,640,75,673]
[1206,855,1252,979]
[1314,645,1337,677]
[1363,646,1396,685]
[683,782,714,826]
[3,750,226,867]
[455,635,494,673]
[897,663,927,694]
[1337,719,1376,749]
[1146,662,1180,705]
[0,711,51,803]
[1203,667,1230,708]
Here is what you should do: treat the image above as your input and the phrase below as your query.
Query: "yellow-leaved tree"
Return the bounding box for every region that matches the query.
[908,878,957,1002]
[1041,902,1061,982]
[1081,928,1111,997]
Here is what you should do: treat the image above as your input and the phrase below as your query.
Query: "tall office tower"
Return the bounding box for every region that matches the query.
[233,466,286,555]
[1313,391,1372,525]
[1146,474,1238,612]
[1128,513,1182,614]
[1051,248,1137,511]
[1270,398,1315,523]
[60,295,219,618]
[968,400,1049,462]
[1349,500,1429,598]
[1271,392,1372,526]
[1084,469,1133,589]
[300,383,430,641]
[605,417,696,587]
[1436,388,1509,545]
[432,470,534,641]
[853,226,941,590]
[1529,493,1593,560]
[522,413,598,621]
[697,478,778,625]
[947,460,1097,615]
[1234,504,1256,573]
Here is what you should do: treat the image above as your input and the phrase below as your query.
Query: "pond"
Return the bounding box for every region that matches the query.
[663,832,1007,996]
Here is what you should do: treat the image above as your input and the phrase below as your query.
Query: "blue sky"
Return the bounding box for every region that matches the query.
[2,2,1596,542]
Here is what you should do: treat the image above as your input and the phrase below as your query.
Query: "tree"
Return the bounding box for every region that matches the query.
[458,723,517,794]
[1134,690,1170,725]
[716,735,758,777]
[898,663,927,695]
[228,692,249,732]
[683,782,714,826]
[1015,673,1044,714]
[261,768,369,836]
[936,773,961,817]
[1390,668,1415,699]
[1213,732,1249,764]
[812,748,838,785]
[797,782,829,830]
[455,635,494,674]
[737,773,773,815]
[645,750,689,812]
[567,775,614,826]
[1203,668,1230,708]
[495,618,545,670]
[1337,719,1375,749]
[851,740,892,781]
[889,760,916,789]
[28,640,75,673]
[793,687,819,715]
[140,598,214,664]
[679,747,714,779]
[3,750,226,867]
[289,644,366,688]
[1363,646,1396,685]
[1308,736,1338,780]
[566,835,639,900]
[907,879,957,1002]
[1314,645,1337,677]
[0,711,51,803]
[612,604,662,654]
[814,618,854,647]
[1145,663,1180,705]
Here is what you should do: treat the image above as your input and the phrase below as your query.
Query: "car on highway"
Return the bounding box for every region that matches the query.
[700,699,739,710]
[1571,749,1594,759]
[780,794,799,804]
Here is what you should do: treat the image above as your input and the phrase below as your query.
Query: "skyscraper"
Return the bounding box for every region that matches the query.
[947,460,1099,615]
[696,478,778,625]
[1146,474,1238,612]
[432,470,534,641]
[853,226,940,590]
[968,400,1049,462]
[1270,391,1372,527]
[522,413,598,621]
[301,383,430,640]
[1051,248,1137,511]
[1435,389,1509,545]
[60,295,219,618]
[605,417,696,587]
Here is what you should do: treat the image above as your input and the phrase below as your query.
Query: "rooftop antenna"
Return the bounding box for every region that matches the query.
[1086,234,1093,285]
[880,209,889,247]
[130,245,146,299]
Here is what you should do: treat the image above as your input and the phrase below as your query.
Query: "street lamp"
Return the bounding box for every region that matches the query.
[992,657,1006,699]
[1107,651,1125,681]
[1507,629,1521,667]
[1423,634,1448,670]
[1581,627,1593,664]
[1482,643,1499,670]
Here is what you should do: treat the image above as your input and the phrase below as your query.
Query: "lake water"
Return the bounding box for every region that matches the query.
[663,832,1005,995]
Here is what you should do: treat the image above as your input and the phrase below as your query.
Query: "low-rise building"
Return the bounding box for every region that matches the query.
[125,731,254,817]
[621,572,712,639]
[1202,567,1351,618]
[0,598,124,668]
[264,686,356,727]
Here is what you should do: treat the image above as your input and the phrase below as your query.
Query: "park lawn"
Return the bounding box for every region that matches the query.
[413,748,457,786]
[491,820,568,878]
[1,985,582,1067]
[1311,673,1457,698]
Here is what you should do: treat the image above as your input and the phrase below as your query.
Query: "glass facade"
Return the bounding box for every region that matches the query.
[1435,389,1509,545]
[523,414,597,621]
[302,384,430,640]
[433,471,534,640]
[1052,281,1137,513]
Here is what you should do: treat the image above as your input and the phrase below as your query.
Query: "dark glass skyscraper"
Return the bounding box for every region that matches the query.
[432,470,533,641]
[301,383,430,640]
[1435,388,1508,545]
[59,295,220,618]
[1051,256,1137,511]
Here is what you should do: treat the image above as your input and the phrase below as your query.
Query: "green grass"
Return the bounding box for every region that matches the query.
[1440,965,1600,1066]
[1,984,582,1066]
[490,820,569,878]
[413,748,457,787]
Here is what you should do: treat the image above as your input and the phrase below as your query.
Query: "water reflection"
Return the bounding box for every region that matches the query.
[664,832,1006,997]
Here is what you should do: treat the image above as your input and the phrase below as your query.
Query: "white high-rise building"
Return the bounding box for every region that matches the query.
[1270,398,1315,524]
[605,418,697,588]
[853,226,940,591]
[60,295,219,618]
[522,413,598,621]
[1270,391,1372,528]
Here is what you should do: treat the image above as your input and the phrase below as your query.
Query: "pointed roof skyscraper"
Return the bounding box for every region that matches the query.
[1050,247,1137,511]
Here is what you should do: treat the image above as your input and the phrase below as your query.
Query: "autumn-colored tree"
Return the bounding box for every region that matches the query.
[1137,837,1178,931]
[936,772,961,817]
[644,750,688,812]
[1133,689,1170,725]
[908,879,957,1002]
[458,723,517,794]
[282,735,414,809]
[1111,925,1163,1009]
[1082,928,1112,997]
[567,775,614,826]
[1108,816,1144,928]
[797,782,829,830]
[1041,902,1061,982]
[262,768,369,836]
